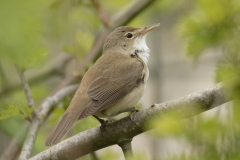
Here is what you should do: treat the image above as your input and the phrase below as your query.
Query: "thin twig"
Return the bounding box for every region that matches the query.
[90,0,109,27]
[0,54,72,98]
[118,140,133,160]
[0,55,73,159]
[29,83,227,160]
[0,124,28,160]
[18,84,79,160]
[112,0,156,28]
[0,68,57,98]
[15,65,35,108]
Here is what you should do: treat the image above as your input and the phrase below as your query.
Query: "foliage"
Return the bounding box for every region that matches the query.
[0,0,50,69]
[0,104,34,120]
[178,0,240,57]
[178,0,240,108]
[148,0,240,159]
[178,0,240,115]
[151,111,240,160]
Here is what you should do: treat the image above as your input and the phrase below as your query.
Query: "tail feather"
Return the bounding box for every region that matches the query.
[45,112,79,146]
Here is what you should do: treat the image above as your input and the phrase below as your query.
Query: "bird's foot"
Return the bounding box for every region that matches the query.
[118,107,139,114]
[129,107,139,113]
[99,121,109,137]
[92,115,109,137]
[129,108,139,123]
[92,115,108,124]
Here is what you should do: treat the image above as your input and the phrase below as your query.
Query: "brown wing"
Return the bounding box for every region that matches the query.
[79,53,144,119]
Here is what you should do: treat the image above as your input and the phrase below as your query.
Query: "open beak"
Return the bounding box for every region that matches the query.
[140,23,160,35]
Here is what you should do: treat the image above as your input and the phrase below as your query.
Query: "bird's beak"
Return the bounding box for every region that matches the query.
[140,23,160,35]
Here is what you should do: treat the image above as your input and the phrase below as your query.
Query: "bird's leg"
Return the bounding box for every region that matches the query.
[116,107,140,123]
[92,115,109,137]
[92,115,108,125]
[118,107,139,114]
[129,107,139,116]
[129,107,139,123]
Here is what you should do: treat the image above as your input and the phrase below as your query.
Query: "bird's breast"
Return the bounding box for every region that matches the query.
[96,67,149,118]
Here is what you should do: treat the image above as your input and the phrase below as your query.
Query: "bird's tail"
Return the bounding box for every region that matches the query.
[45,111,79,146]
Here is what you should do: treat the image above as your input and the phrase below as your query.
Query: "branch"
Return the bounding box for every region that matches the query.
[111,0,156,28]
[90,152,100,160]
[28,83,227,160]
[18,84,79,160]
[0,124,28,160]
[0,54,72,98]
[15,65,35,108]
[0,68,56,97]
[118,139,133,160]
[90,0,110,27]
[1,55,73,159]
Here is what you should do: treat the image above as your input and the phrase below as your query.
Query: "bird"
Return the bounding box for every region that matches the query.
[45,23,160,146]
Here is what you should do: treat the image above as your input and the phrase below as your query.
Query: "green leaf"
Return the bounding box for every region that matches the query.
[149,111,185,136]
[177,0,240,57]
[0,0,49,69]
[0,104,34,120]
[63,29,94,61]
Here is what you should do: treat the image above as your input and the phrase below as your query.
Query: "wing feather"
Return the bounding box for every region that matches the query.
[79,53,144,119]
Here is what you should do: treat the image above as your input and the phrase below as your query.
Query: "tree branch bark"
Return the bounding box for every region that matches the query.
[1,55,73,160]
[111,0,156,28]
[90,152,100,160]
[15,65,35,108]
[18,84,79,160]
[118,139,133,160]
[0,124,28,160]
[0,54,72,98]
[90,0,110,27]
[28,83,227,160]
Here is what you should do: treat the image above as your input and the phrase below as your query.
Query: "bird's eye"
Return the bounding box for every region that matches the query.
[125,33,133,38]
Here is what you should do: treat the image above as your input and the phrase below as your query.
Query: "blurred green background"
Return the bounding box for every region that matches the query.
[0,0,240,160]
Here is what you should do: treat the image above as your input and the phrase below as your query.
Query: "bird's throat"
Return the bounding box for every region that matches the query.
[134,35,150,64]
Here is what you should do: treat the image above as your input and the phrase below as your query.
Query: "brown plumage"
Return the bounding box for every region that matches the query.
[45,23,160,146]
